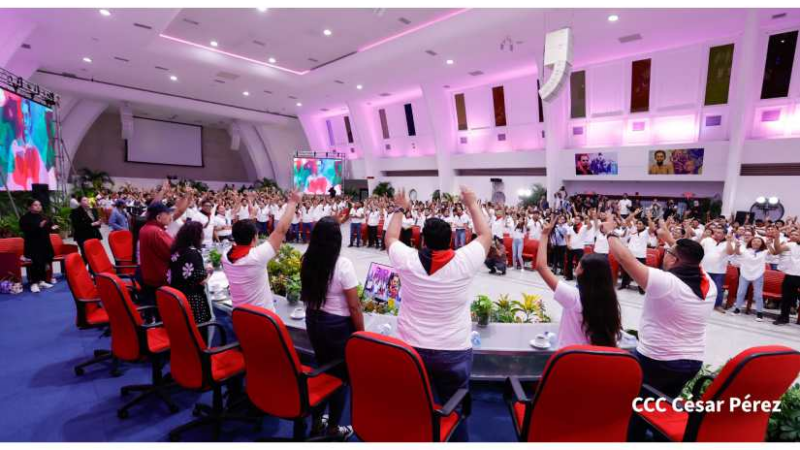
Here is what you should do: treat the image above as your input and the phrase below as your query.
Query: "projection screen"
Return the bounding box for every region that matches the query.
[126,117,203,166]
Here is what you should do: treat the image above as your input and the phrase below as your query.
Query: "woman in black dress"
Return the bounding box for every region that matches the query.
[167,221,212,325]
[19,199,58,293]
[70,196,102,254]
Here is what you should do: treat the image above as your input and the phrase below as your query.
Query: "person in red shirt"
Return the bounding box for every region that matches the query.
[139,202,175,299]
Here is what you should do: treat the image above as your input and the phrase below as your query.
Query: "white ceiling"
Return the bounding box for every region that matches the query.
[6,8,799,122]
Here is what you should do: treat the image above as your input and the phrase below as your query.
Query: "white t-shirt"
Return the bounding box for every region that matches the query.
[256,206,269,222]
[782,242,800,276]
[627,229,648,259]
[619,199,632,215]
[567,225,587,250]
[738,248,767,281]
[214,215,232,237]
[638,268,716,361]
[191,211,214,246]
[390,240,487,350]
[350,208,365,224]
[553,282,589,349]
[222,242,278,311]
[237,206,250,221]
[367,211,381,227]
[527,219,543,240]
[594,232,609,254]
[491,218,505,239]
[319,257,359,317]
[700,238,729,274]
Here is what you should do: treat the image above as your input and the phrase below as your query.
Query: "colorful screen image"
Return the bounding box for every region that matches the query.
[648,148,704,175]
[0,87,57,190]
[575,152,618,176]
[293,157,343,195]
[363,262,402,305]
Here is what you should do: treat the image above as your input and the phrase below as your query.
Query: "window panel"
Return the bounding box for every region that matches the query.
[570,70,587,119]
[454,93,468,131]
[344,116,354,143]
[537,79,544,123]
[404,103,416,136]
[704,43,735,106]
[325,119,335,146]
[378,108,390,139]
[760,30,798,100]
[492,85,507,127]
[630,59,652,113]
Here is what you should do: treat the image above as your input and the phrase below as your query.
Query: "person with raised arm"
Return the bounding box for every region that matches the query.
[768,228,800,325]
[384,186,490,442]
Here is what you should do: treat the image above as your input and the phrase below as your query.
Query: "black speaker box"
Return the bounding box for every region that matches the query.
[31,184,50,209]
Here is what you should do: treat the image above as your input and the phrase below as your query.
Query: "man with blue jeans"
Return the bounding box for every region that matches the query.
[700,227,730,313]
[453,207,468,249]
[385,186,491,442]
[348,202,364,248]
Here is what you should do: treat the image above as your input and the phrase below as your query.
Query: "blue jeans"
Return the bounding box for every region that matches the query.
[349,222,362,246]
[289,223,300,242]
[455,229,466,249]
[414,347,473,441]
[301,222,313,243]
[512,238,524,269]
[708,272,725,307]
[735,274,764,313]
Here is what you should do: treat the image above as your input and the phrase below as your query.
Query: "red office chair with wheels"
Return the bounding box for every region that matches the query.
[233,305,345,440]
[108,230,137,271]
[504,345,642,442]
[345,332,471,442]
[637,345,800,442]
[95,273,177,419]
[50,233,79,276]
[84,239,140,290]
[156,287,252,441]
[64,253,113,376]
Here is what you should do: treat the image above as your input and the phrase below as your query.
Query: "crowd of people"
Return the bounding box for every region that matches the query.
[17,179,800,441]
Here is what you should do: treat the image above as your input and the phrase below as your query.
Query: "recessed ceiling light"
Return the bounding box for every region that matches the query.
[268,57,276,64]
[82,57,92,63]
[356,84,363,90]
[608,14,619,22]
[323,29,333,36]
[243,91,250,96]
[446,59,454,65]
[170,75,178,81]
[256,7,268,12]
[210,40,218,47]
[99,9,111,16]
[296,102,302,107]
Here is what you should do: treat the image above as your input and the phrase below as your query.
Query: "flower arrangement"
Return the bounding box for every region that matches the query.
[268,244,303,296]
[470,293,551,325]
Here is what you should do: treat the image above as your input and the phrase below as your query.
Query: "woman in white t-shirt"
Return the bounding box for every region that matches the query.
[536,217,622,349]
[302,217,364,439]
[731,236,768,320]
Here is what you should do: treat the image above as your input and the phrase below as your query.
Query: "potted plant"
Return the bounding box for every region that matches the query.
[286,274,301,304]
[493,294,518,323]
[513,293,551,323]
[208,249,222,269]
[471,295,494,328]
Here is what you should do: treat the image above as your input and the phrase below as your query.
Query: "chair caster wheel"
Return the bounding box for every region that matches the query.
[169,404,180,414]
[169,433,180,442]
[75,367,85,376]
[121,387,129,396]
[117,409,129,419]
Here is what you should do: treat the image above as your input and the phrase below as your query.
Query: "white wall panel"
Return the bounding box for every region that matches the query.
[588,61,625,117]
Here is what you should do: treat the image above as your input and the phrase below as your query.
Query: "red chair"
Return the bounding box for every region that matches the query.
[108,230,137,273]
[360,223,368,243]
[637,345,800,442]
[504,345,642,442]
[411,226,421,249]
[233,305,345,440]
[760,269,785,313]
[503,235,513,264]
[723,265,739,308]
[345,331,471,442]
[521,239,539,270]
[83,238,139,290]
[64,253,113,376]
[95,273,177,418]
[50,233,79,276]
[583,245,594,255]
[0,237,52,282]
[608,253,620,285]
[156,287,251,441]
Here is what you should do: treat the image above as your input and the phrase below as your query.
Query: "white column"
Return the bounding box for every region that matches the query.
[536,49,569,204]
[420,83,456,195]
[721,9,759,216]
[346,101,381,192]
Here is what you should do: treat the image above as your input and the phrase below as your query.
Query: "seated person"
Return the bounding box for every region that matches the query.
[485,237,507,275]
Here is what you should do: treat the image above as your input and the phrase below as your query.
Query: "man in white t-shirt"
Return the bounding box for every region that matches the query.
[348,202,365,248]
[385,185,491,442]
[618,194,632,217]
[222,191,301,311]
[700,226,730,312]
[602,216,715,400]
[769,229,800,325]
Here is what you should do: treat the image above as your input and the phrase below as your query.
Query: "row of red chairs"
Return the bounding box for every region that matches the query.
[0,235,78,282]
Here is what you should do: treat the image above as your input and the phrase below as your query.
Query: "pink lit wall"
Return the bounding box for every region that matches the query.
[370,96,437,159]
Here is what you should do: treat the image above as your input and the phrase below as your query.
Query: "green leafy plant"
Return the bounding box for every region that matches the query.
[372,182,394,198]
[471,295,494,327]
[0,215,20,238]
[513,293,551,323]
[769,383,800,442]
[254,177,280,192]
[493,294,518,323]
[286,274,302,304]
[520,183,547,208]
[431,190,441,202]
[208,249,222,269]
[680,364,720,400]
[77,168,114,193]
[268,244,303,296]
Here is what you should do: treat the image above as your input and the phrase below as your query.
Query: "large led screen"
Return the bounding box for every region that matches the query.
[292,157,343,195]
[0,87,57,190]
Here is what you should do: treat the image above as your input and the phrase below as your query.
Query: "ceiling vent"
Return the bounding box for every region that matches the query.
[398,17,412,25]
[288,95,298,99]
[61,72,78,78]
[263,90,272,94]
[182,18,200,26]
[252,39,266,47]
[169,114,178,120]
[334,80,345,84]
[114,56,130,62]
[379,92,392,97]
[468,70,484,76]
[215,71,240,80]
[154,66,169,71]
[308,57,319,63]
[133,22,153,30]
[21,43,31,49]
[320,108,329,112]
[425,49,438,56]
[618,33,642,44]
[772,12,787,19]
[214,79,225,84]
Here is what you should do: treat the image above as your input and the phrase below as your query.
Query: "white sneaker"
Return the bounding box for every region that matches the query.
[38,281,54,289]
[30,284,40,293]
[49,278,57,285]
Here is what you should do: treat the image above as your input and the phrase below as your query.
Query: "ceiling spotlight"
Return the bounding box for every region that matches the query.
[210,40,219,47]
[356,84,363,90]
[243,91,250,96]
[323,29,333,36]
[256,7,268,12]
[169,75,178,81]
[768,196,779,205]
[608,14,619,22]
[446,59,454,65]
[756,196,767,205]
[268,57,276,64]
[99,9,111,16]
[296,102,303,107]
[82,57,93,63]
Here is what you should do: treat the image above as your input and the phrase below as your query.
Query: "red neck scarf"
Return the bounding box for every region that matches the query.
[227,243,254,264]
[418,248,456,275]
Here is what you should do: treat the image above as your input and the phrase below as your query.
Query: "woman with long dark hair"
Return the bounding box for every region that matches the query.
[168,221,212,325]
[301,216,364,440]
[537,217,622,348]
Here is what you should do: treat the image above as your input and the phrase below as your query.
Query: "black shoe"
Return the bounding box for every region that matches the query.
[638,287,645,295]
[348,244,354,248]
[326,425,354,441]
[618,285,628,291]
[501,271,507,275]
[756,313,764,322]
[773,318,789,326]
[733,308,741,315]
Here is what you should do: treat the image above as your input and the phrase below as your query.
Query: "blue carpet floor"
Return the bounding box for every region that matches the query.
[0,280,517,442]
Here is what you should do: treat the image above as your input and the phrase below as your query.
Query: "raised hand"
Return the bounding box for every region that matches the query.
[460,185,477,206]
[393,188,410,210]
[288,190,302,204]
[542,216,556,235]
